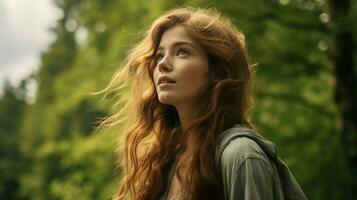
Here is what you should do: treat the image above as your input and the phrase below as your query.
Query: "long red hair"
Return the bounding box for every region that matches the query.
[98,7,256,200]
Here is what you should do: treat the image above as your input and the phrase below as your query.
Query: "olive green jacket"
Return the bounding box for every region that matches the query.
[159,124,307,200]
[218,124,307,200]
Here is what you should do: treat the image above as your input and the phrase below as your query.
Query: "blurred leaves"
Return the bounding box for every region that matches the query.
[0,0,356,199]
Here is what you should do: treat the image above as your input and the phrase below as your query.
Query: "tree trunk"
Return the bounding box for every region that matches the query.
[326,0,357,198]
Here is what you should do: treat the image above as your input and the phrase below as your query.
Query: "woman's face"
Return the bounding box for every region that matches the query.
[153,25,209,107]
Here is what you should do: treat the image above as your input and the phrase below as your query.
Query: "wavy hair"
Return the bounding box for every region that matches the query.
[98,7,256,200]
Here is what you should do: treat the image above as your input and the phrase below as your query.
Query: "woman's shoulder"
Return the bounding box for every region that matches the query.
[219,127,285,200]
[220,136,271,168]
[220,124,275,171]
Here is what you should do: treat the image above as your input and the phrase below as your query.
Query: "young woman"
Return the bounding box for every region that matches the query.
[99,7,306,200]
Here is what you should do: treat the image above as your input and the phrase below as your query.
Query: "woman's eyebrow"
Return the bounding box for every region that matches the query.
[158,41,196,50]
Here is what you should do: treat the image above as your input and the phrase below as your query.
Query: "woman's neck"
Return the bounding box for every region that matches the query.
[175,102,200,133]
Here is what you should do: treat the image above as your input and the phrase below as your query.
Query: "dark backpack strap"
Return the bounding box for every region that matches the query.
[275,157,308,200]
[217,126,308,200]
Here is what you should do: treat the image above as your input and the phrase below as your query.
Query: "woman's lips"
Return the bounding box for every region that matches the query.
[158,76,176,86]
[158,81,175,88]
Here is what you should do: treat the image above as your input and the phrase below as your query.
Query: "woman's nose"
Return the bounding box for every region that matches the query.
[157,56,172,72]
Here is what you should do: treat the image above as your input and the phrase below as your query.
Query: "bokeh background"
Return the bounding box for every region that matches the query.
[1,0,356,199]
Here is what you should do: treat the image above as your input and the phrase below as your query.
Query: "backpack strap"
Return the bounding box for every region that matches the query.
[217,125,308,200]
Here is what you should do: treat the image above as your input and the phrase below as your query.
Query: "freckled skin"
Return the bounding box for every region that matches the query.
[153,26,209,108]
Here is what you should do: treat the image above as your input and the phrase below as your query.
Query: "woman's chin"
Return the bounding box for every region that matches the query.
[158,95,176,105]
[158,98,173,105]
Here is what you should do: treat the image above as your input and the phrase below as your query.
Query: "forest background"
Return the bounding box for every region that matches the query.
[1,0,356,199]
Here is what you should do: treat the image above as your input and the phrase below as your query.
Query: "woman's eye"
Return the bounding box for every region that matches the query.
[177,48,189,56]
[155,53,164,61]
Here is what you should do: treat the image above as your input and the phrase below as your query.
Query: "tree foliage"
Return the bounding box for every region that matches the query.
[0,0,355,199]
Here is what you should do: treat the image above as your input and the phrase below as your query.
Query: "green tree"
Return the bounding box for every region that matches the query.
[326,0,357,198]
[0,80,27,199]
